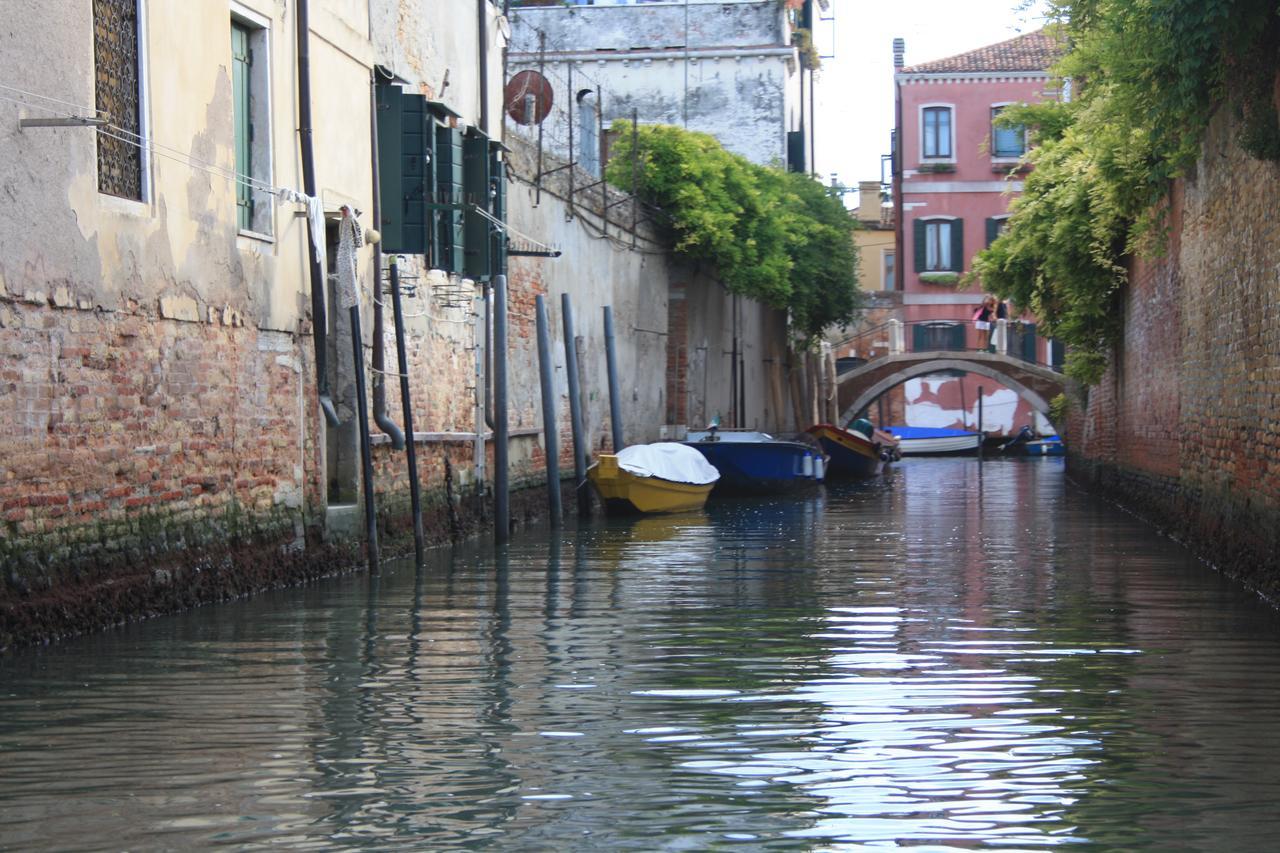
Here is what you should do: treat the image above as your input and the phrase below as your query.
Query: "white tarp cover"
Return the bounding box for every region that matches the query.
[616,442,720,485]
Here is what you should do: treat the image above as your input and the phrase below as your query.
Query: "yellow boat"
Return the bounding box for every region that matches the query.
[587,454,715,514]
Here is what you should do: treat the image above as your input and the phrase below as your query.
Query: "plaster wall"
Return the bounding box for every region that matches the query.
[509,1,787,55]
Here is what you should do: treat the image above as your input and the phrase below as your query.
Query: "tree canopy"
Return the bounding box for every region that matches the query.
[605,121,861,340]
[971,0,1280,383]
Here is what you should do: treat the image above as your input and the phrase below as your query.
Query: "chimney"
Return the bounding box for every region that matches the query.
[858,181,882,224]
[893,37,905,70]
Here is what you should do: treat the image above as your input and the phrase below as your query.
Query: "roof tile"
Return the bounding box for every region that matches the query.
[901,28,1061,75]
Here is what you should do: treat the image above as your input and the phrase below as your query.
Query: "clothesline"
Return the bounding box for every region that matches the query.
[2,80,327,261]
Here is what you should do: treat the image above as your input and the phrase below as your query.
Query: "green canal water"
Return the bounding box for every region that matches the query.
[3,459,1280,850]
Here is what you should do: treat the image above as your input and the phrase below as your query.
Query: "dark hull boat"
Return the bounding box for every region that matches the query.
[683,430,824,496]
[806,420,899,479]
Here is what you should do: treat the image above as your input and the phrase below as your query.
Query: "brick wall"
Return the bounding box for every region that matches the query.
[1070,106,1280,596]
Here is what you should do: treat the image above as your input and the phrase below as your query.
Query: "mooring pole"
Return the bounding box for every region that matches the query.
[494,274,510,542]
[603,305,625,452]
[561,294,589,515]
[977,386,985,461]
[389,257,424,564]
[351,302,380,573]
[535,296,563,528]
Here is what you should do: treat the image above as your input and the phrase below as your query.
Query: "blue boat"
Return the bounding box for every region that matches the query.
[684,429,824,496]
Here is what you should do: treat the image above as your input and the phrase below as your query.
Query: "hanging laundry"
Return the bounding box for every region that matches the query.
[335,207,364,310]
[277,188,326,264]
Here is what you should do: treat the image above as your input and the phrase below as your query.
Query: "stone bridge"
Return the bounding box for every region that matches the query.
[837,351,1075,427]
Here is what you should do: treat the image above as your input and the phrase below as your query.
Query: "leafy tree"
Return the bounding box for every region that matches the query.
[605,121,861,340]
[972,0,1280,384]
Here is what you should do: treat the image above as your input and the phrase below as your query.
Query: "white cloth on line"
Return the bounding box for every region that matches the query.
[277,188,326,264]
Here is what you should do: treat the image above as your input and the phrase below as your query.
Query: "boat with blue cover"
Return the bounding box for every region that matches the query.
[885,425,983,456]
[683,427,824,496]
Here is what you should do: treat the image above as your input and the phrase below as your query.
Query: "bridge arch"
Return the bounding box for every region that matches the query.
[837,353,1071,432]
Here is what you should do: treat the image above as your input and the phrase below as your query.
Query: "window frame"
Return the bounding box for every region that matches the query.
[94,0,152,206]
[230,1,274,239]
[919,103,955,162]
[924,219,952,271]
[990,103,1027,162]
[881,249,896,291]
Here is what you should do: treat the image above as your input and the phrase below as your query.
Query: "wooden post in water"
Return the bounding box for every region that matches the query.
[977,386,985,460]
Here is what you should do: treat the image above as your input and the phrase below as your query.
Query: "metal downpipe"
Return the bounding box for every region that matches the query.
[295,0,338,428]
[369,72,404,449]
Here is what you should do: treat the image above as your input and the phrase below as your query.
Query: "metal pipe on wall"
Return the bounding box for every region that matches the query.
[536,296,563,528]
[295,0,339,428]
[390,258,425,564]
[561,294,588,515]
[494,274,510,542]
[603,306,625,452]
[369,72,404,449]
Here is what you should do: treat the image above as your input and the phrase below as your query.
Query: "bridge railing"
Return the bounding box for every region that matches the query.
[833,319,1064,373]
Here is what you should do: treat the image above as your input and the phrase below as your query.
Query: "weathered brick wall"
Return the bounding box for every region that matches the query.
[1070,107,1280,596]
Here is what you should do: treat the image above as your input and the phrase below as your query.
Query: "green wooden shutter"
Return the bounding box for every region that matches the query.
[489,141,507,277]
[986,217,1000,247]
[912,323,927,352]
[231,23,252,230]
[913,218,926,271]
[435,124,465,274]
[1021,322,1037,362]
[949,218,964,270]
[463,128,491,280]
[375,85,430,255]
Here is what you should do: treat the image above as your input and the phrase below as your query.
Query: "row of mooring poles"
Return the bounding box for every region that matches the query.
[518,297,628,536]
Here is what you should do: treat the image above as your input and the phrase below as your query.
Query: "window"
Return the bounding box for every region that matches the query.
[913,217,963,273]
[94,0,144,199]
[925,221,951,270]
[985,216,1009,246]
[922,106,952,159]
[991,106,1026,159]
[882,250,896,290]
[231,7,272,235]
[577,89,600,178]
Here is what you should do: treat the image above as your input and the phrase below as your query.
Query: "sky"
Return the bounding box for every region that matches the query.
[811,0,1053,190]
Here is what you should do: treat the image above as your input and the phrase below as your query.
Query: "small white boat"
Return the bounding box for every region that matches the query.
[885,426,982,456]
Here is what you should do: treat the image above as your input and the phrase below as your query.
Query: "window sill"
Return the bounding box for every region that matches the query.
[238,228,275,245]
[98,192,152,217]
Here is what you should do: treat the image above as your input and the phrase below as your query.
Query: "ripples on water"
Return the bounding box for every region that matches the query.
[3,459,1280,850]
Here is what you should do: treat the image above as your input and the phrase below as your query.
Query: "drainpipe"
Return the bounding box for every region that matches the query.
[369,73,404,449]
[296,0,339,428]
[478,0,490,134]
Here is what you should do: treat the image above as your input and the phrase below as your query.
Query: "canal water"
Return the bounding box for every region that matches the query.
[3,459,1280,850]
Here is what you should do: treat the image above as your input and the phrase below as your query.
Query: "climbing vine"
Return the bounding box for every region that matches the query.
[605,121,861,339]
[972,0,1280,384]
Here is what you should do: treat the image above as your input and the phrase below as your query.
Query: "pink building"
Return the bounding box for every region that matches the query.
[883,30,1062,434]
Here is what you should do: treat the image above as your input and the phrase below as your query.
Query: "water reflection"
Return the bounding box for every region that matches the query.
[3,459,1280,849]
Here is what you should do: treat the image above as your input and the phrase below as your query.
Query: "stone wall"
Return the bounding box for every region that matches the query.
[1069,107,1280,598]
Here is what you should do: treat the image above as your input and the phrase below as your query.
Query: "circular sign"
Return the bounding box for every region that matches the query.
[504,70,554,126]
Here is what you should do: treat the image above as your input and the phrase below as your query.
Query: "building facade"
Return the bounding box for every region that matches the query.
[506,0,816,170]
[0,0,799,648]
[887,30,1061,434]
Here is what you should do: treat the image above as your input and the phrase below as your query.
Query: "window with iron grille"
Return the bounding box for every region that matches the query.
[94,0,143,200]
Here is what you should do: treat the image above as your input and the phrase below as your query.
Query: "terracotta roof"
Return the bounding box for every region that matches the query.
[900,29,1061,75]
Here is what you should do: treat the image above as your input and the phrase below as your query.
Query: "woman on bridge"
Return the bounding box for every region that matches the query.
[973,296,996,352]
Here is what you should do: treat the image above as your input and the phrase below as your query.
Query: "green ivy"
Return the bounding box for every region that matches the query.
[605,121,862,339]
[971,1,1280,385]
